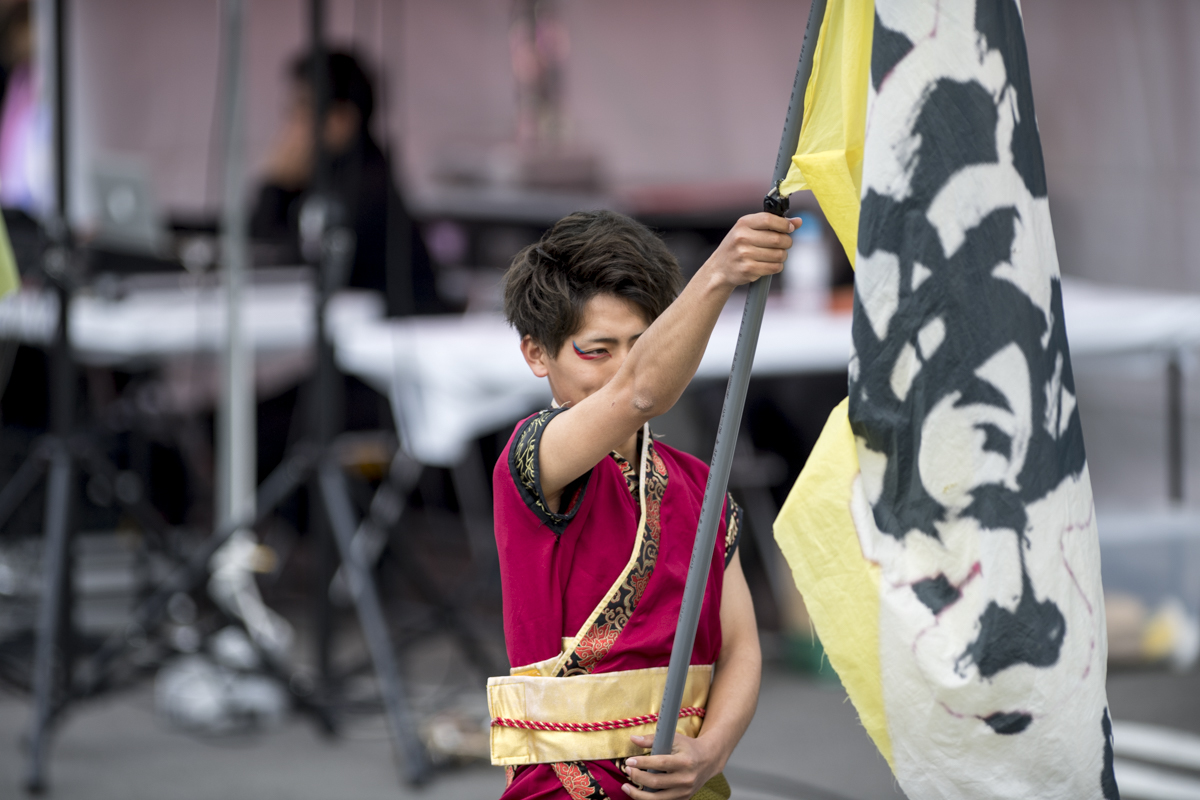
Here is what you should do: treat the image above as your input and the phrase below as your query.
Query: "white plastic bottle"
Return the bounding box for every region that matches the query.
[784,212,831,313]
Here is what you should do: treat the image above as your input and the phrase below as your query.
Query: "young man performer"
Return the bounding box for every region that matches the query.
[491,209,797,799]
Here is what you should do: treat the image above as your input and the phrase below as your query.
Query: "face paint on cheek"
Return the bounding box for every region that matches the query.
[572,341,607,361]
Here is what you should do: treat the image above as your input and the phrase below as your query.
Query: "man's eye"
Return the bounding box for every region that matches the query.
[572,341,611,359]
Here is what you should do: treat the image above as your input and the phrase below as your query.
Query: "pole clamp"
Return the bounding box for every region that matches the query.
[763,180,790,217]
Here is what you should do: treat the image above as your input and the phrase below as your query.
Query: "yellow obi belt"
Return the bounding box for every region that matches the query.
[487,663,714,766]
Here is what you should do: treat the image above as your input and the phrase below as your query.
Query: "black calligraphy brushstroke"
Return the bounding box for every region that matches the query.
[974,0,1047,198]
[871,13,913,91]
[978,423,1013,459]
[850,1,1084,684]
[1017,279,1087,502]
[853,205,1038,541]
[908,80,1000,202]
[963,485,1028,539]
[1101,708,1120,799]
[960,573,1065,678]
[913,574,961,615]
[983,711,1033,735]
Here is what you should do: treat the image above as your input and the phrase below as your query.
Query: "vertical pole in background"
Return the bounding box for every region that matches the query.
[47,0,67,232]
[309,0,329,209]
[216,0,255,542]
[301,2,429,783]
[43,0,72,438]
[651,0,828,761]
[25,445,72,794]
[211,0,306,699]
[305,0,339,709]
[1167,352,1184,504]
[26,0,75,792]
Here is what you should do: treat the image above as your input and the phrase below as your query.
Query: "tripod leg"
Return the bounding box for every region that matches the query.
[330,452,496,675]
[317,459,432,785]
[311,476,338,715]
[330,450,421,602]
[73,443,175,550]
[0,447,49,532]
[24,445,74,795]
[387,539,499,678]
[344,447,497,675]
[449,443,498,572]
[72,448,317,701]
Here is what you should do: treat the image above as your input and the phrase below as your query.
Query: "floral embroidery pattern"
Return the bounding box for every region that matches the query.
[559,443,668,677]
[551,761,607,800]
[505,765,515,788]
[571,622,621,673]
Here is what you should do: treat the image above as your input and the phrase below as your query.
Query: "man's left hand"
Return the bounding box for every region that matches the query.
[621,731,721,799]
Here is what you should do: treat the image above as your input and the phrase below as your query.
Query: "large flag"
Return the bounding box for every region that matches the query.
[773,2,1117,798]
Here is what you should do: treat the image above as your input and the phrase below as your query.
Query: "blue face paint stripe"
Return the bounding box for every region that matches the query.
[572,341,605,360]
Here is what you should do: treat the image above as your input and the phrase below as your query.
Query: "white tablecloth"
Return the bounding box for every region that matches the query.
[1052,279,1200,357]
[0,277,383,367]
[3,275,1197,467]
[334,278,1200,467]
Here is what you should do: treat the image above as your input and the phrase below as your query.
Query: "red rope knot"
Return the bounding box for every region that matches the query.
[491,706,705,733]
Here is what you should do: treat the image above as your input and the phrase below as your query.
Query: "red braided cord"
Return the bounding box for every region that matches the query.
[492,706,705,733]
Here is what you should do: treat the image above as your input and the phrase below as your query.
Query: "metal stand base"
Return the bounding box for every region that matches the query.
[52,435,497,788]
[0,432,178,794]
[23,444,72,795]
[317,459,428,777]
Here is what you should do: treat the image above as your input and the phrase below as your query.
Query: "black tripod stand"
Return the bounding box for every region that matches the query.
[5,0,496,790]
[233,1,497,780]
[0,0,182,791]
[0,241,191,794]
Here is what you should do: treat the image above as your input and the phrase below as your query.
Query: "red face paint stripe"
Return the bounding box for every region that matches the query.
[572,341,606,360]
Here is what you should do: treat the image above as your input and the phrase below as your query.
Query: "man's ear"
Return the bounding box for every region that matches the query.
[520,335,552,378]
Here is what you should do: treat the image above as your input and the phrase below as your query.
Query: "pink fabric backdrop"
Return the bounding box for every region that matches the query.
[63,0,1200,296]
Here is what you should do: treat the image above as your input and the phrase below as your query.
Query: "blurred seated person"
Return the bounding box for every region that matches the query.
[0,0,49,216]
[251,49,443,316]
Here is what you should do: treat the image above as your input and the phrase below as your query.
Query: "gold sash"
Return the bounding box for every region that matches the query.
[487,664,713,765]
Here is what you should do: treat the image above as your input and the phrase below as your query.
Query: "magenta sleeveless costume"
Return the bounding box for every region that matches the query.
[492,408,740,799]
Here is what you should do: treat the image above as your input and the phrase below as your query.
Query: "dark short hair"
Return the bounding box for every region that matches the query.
[290,49,375,124]
[504,210,683,355]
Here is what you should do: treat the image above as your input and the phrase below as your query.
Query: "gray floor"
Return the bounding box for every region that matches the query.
[2,661,1198,800]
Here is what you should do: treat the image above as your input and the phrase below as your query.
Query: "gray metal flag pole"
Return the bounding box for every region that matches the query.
[650,0,829,762]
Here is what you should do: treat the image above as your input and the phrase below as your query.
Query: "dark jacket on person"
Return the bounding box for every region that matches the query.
[249,132,442,317]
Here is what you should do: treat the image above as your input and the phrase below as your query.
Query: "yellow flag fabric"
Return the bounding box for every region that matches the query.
[775,2,1116,796]
[773,399,892,766]
[778,0,873,266]
[0,214,19,297]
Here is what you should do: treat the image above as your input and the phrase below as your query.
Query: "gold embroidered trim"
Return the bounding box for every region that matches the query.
[556,426,667,677]
[612,449,639,502]
[511,408,588,532]
[724,493,742,566]
[512,410,558,521]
